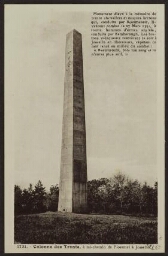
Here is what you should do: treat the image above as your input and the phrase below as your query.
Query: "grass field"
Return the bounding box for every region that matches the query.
[15,212,157,244]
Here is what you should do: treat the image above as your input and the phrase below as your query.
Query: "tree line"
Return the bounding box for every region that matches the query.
[15,181,59,215]
[14,172,157,216]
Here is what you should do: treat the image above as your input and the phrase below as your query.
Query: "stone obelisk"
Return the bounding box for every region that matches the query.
[58,30,87,213]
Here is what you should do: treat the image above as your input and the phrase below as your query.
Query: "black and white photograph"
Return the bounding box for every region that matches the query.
[5,4,165,253]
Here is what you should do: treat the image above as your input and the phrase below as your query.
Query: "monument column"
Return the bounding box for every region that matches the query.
[58,30,87,213]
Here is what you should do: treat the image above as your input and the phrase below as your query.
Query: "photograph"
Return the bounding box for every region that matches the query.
[5,4,165,253]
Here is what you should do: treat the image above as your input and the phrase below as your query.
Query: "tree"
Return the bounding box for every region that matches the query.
[97,184,109,212]
[109,172,128,212]
[46,184,59,211]
[125,179,143,214]
[32,180,46,213]
[14,185,23,215]
[87,178,110,213]
[153,182,157,215]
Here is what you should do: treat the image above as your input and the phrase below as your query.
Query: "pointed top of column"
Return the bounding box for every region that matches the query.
[67,29,81,37]
[72,29,81,35]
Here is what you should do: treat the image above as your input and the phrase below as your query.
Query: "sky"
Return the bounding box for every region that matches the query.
[5,5,159,190]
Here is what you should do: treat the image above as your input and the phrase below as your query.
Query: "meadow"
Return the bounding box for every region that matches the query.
[15,212,157,244]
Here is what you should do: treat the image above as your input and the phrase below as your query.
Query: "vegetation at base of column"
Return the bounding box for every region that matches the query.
[14,172,157,216]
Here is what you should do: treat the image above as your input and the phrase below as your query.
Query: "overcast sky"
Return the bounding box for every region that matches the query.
[5,5,159,190]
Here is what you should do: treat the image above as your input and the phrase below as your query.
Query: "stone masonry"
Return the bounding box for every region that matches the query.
[58,30,87,213]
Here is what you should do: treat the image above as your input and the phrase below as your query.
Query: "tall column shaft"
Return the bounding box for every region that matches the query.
[58,30,87,213]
